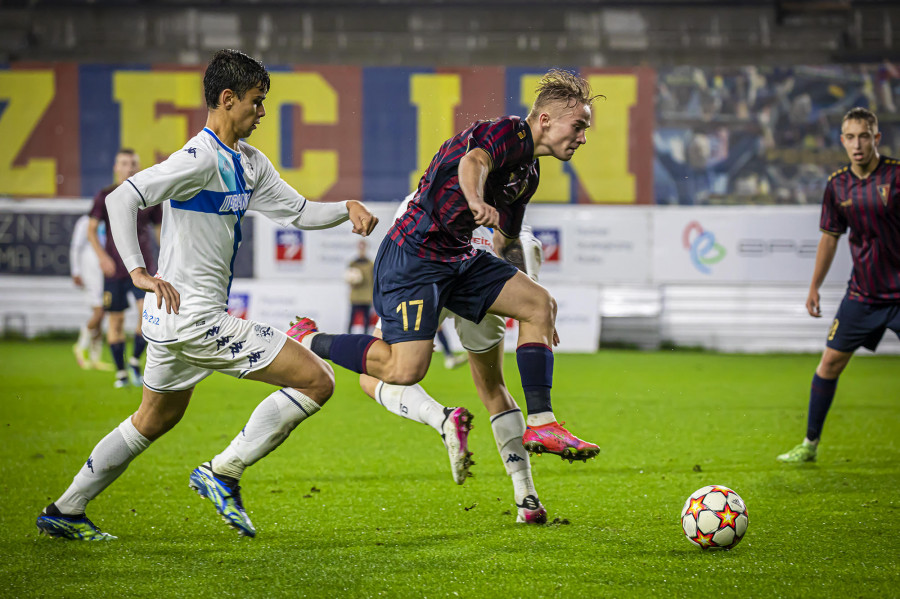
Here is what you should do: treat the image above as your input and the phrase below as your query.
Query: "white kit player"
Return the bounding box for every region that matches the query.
[36,49,378,541]
[69,214,111,370]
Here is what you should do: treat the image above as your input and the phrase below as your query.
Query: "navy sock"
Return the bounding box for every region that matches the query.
[110,341,126,371]
[322,333,378,375]
[807,373,838,442]
[132,333,147,360]
[516,343,554,415]
[436,328,453,357]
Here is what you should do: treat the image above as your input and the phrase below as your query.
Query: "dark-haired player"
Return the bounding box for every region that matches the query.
[777,107,900,463]
[290,69,602,523]
[36,49,378,540]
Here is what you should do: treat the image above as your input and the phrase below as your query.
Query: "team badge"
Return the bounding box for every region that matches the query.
[877,184,890,207]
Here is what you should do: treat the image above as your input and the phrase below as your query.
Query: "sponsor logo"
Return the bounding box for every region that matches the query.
[532,228,561,263]
[186,147,197,158]
[204,325,220,339]
[228,341,245,358]
[228,292,250,319]
[194,319,206,327]
[86,457,94,473]
[219,192,251,213]
[216,335,234,350]
[248,350,265,367]
[506,454,525,463]
[736,239,817,258]
[276,230,304,262]
[682,221,726,274]
[254,324,274,340]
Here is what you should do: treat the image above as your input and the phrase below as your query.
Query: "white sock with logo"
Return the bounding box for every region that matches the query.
[211,388,319,481]
[55,416,151,515]
[374,381,445,433]
[491,408,536,504]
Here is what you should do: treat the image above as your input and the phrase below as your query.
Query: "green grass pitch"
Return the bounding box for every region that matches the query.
[1,340,897,598]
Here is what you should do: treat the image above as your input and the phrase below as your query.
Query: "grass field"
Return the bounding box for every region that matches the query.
[1,340,898,598]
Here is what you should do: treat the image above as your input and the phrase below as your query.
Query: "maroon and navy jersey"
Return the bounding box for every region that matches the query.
[388,116,538,262]
[90,183,163,280]
[820,156,900,303]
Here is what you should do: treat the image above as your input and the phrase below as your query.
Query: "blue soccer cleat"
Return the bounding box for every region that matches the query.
[189,462,256,537]
[35,503,116,540]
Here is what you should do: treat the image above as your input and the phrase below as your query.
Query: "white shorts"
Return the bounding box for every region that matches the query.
[143,311,288,393]
[80,260,104,307]
[375,310,506,354]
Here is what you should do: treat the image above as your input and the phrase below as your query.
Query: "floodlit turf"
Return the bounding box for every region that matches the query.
[1,340,898,598]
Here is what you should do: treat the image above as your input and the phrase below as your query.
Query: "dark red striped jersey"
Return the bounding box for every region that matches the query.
[388,116,538,262]
[820,156,900,303]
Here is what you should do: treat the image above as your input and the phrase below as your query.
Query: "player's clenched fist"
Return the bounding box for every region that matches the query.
[347,200,379,237]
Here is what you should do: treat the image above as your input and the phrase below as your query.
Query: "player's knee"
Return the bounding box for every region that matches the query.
[527,289,556,328]
[384,361,428,386]
[306,361,336,404]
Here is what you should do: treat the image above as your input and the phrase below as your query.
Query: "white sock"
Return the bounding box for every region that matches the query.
[55,416,151,515]
[211,388,320,480]
[374,382,446,433]
[803,437,819,447]
[526,411,556,427]
[76,325,91,351]
[491,408,536,503]
[89,331,104,363]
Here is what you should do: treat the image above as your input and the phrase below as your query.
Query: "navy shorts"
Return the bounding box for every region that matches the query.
[373,238,518,344]
[103,278,146,312]
[826,295,900,352]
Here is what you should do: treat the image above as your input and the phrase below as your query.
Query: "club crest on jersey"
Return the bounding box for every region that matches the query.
[533,228,561,263]
[878,184,890,207]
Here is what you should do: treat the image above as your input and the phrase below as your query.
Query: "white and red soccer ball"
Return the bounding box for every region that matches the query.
[681,485,749,550]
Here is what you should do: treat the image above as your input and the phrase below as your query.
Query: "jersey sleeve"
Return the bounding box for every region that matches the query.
[819,180,847,236]
[247,152,308,226]
[465,117,530,172]
[127,147,214,208]
[88,190,107,221]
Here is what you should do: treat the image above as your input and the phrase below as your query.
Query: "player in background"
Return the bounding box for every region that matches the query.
[69,214,111,370]
[36,49,378,541]
[290,70,601,521]
[345,239,374,334]
[88,149,162,388]
[777,107,900,463]
[435,323,468,369]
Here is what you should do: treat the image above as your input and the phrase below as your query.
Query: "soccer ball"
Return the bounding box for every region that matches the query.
[680,485,749,550]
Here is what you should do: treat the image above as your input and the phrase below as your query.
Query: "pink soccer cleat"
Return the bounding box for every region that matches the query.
[287,316,319,344]
[516,495,548,524]
[440,407,474,485]
[523,421,600,462]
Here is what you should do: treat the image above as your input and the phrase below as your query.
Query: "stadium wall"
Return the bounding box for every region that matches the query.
[3,199,897,355]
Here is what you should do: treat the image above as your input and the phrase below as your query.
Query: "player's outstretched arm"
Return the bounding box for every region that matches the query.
[806,232,840,317]
[130,267,181,315]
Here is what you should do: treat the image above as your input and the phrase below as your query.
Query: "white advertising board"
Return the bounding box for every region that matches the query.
[502,284,601,353]
[651,206,853,284]
[525,206,652,284]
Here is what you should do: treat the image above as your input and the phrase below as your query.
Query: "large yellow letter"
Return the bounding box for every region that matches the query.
[253,72,338,200]
[520,73,638,203]
[114,72,202,164]
[409,74,461,192]
[0,71,56,195]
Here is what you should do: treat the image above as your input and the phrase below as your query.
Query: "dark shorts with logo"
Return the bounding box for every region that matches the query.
[103,278,146,312]
[826,294,900,352]
[373,237,518,344]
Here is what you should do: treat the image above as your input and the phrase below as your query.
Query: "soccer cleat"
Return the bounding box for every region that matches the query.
[443,354,468,370]
[189,462,256,537]
[287,316,319,345]
[515,495,548,524]
[36,503,116,541]
[128,363,143,387]
[523,421,600,462]
[776,440,817,463]
[440,407,474,485]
